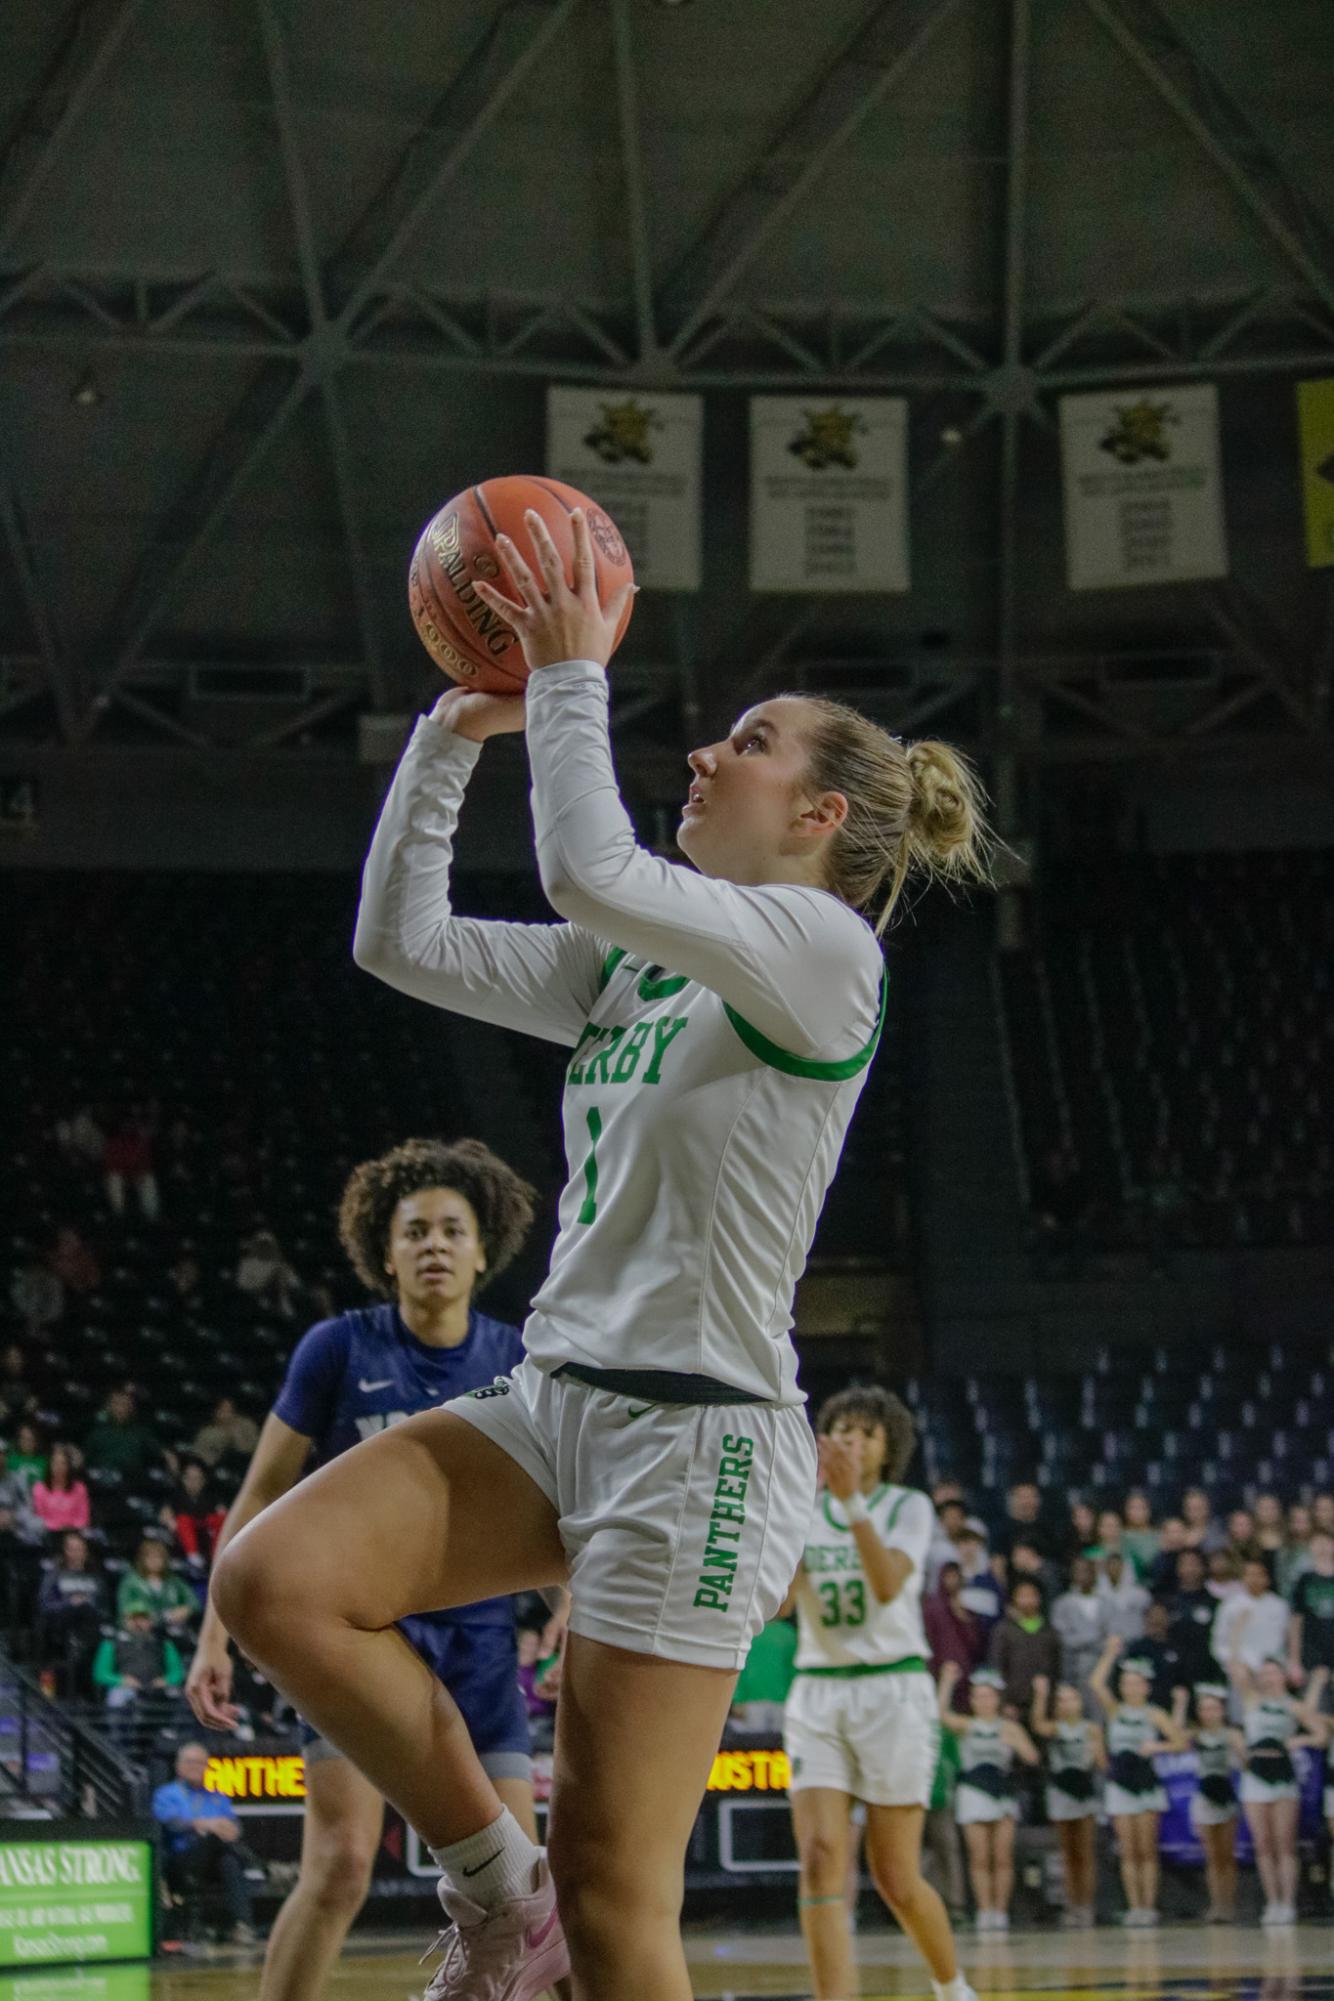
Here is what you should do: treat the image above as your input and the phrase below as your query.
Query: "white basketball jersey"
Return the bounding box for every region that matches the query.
[355,662,887,1406]
[795,1484,933,1670]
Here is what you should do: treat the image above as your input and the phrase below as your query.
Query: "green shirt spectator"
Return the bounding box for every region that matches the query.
[83,1389,163,1481]
[8,1422,48,1494]
[117,1536,197,1635]
[93,1622,185,1690]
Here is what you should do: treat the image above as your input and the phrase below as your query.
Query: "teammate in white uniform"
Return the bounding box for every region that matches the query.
[213,509,995,2001]
[785,1388,975,2001]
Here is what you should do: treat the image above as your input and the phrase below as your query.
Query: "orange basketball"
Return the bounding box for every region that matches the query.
[408,475,635,693]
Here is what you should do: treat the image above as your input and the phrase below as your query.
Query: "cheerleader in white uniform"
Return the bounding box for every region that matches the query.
[1229,1655,1326,1927]
[939,1662,1038,1933]
[1029,1675,1105,1928]
[1090,1635,1187,1928]
[1176,1682,1241,1923]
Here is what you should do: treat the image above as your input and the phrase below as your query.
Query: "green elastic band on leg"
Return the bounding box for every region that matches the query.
[798,1894,847,1907]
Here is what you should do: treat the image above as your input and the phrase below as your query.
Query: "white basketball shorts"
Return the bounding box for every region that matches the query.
[446,1359,816,1672]
[784,1669,939,1808]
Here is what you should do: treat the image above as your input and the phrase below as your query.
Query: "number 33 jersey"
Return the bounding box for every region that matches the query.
[795,1484,934,1670]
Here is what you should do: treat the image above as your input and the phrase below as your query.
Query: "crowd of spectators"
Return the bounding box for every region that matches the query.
[917,1477,1334,1716]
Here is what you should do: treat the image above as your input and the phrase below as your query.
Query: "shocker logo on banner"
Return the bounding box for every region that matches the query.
[1098,399,1179,467]
[583,398,661,467]
[787,405,866,472]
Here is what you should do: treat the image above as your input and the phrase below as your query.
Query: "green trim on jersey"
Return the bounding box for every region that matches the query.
[820,1484,889,1534]
[597,945,628,993]
[723,968,887,1082]
[794,1654,928,1679]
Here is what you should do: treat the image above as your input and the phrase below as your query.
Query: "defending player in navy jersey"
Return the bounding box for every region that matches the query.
[187,1138,539,2001]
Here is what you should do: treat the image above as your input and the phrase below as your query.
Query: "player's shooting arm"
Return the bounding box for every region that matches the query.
[847,1515,912,1605]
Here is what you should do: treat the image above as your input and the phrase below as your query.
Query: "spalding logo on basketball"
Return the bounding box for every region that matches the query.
[408,475,635,696]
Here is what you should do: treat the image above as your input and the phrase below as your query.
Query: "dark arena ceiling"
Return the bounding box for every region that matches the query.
[1,0,1333,786]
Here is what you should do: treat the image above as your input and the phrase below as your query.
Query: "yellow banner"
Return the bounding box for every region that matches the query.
[1297,378,1334,568]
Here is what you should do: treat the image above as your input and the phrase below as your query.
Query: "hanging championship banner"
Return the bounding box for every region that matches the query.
[749,398,909,594]
[545,387,702,590]
[1296,378,1334,568]
[1059,384,1228,589]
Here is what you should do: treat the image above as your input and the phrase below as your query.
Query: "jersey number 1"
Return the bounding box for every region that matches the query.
[577,1107,602,1226]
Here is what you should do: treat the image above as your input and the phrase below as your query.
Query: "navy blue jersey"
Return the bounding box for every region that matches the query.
[273,1302,523,1630]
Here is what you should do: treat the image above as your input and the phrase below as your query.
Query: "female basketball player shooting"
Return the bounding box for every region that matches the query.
[186,1139,541,2001]
[214,510,995,2001]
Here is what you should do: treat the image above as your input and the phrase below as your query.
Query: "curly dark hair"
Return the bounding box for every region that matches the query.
[815,1384,916,1484]
[337,1138,537,1298]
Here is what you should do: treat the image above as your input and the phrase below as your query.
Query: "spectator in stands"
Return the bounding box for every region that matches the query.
[923,1559,986,1703]
[166,1461,226,1571]
[1008,1538,1061,1607]
[1098,1553,1150,1646]
[9,1258,64,1339]
[48,1225,100,1298]
[83,1387,166,1483]
[190,1396,259,1471]
[1121,1491,1160,1578]
[152,1741,256,1945]
[0,1345,43,1428]
[94,1607,185,1736]
[1052,1557,1111,1704]
[1147,1516,1188,1595]
[988,1577,1061,1717]
[30,1444,91,1534]
[0,1452,45,1626]
[117,1536,197,1638]
[37,1530,105,1695]
[1277,1503,1314,1598]
[1060,1500,1098,1568]
[1165,1548,1222,1685]
[1091,1509,1135,1576]
[102,1108,160,1221]
[9,1422,47,1494]
[1135,1601,1187,1712]
[1214,1557,1289,1678]
[1182,1487,1226,1556]
[991,1480,1054,1568]
[927,1496,970,1583]
[1287,1529,1334,1689]
[1313,1493,1334,1537]
[956,1526,1004,1627]
[55,1106,105,1173]
[234,1228,302,1320]
[1253,1493,1286,1578]
[167,1251,208,1317]
[1207,1549,1243,1606]
[1223,1508,1262,1571]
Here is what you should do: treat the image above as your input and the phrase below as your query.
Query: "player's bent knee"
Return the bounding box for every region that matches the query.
[211,1529,301,1655]
[795,1830,845,1896]
[303,1842,375,1916]
[871,1856,922,1911]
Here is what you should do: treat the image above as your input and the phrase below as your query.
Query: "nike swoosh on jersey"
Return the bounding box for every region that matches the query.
[358,1378,394,1393]
[625,1404,654,1421]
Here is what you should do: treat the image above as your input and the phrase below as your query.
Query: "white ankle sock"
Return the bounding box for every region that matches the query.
[933,1977,971,2001]
[430,1809,539,1912]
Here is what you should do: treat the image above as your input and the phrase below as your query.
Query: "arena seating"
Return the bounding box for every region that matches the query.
[998,851,1334,1248]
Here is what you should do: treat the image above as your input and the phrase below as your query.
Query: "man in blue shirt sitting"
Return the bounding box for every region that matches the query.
[152,1740,256,1944]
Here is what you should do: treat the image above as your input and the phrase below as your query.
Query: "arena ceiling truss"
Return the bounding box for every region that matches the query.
[1,0,1332,823]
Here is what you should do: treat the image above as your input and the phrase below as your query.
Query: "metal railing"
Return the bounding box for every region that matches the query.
[0,1648,148,1819]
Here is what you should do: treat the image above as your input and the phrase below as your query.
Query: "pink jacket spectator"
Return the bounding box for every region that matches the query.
[30,1480,91,1532]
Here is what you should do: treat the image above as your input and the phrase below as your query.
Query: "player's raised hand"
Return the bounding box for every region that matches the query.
[819,1432,861,1501]
[430,685,526,743]
[473,509,635,672]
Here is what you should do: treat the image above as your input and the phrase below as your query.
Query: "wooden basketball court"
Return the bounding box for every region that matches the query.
[141,1919,1334,2000]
